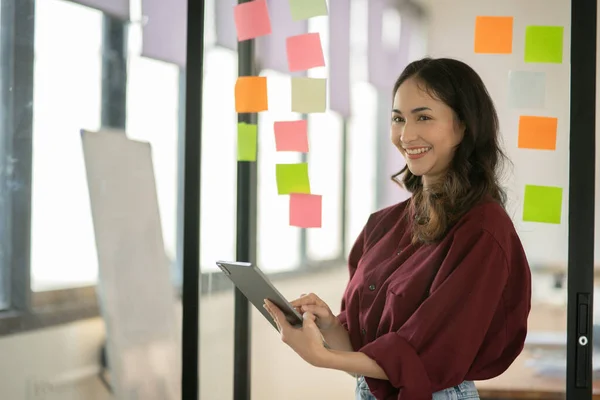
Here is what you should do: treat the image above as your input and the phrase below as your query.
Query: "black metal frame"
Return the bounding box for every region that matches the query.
[234,2,258,397]
[181,0,205,398]
[566,0,597,398]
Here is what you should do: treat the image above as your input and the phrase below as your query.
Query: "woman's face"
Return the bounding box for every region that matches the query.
[391,77,465,187]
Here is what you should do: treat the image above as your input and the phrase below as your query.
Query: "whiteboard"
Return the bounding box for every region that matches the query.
[81,129,181,400]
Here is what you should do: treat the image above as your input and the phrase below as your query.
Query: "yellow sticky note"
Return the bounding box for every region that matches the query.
[474,16,513,54]
[291,77,326,113]
[237,123,257,161]
[275,163,310,195]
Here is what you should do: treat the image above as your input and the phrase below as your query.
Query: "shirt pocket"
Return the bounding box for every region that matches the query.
[376,289,409,334]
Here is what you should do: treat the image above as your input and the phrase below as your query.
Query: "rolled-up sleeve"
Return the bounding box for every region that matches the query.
[359,230,524,400]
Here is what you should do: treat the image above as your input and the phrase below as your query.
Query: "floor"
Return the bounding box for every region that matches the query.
[199,265,356,400]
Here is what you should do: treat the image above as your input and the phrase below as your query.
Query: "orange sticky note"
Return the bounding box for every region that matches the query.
[518,116,558,150]
[286,33,325,72]
[234,0,272,41]
[235,76,268,113]
[290,193,322,228]
[474,16,513,54]
[274,120,309,152]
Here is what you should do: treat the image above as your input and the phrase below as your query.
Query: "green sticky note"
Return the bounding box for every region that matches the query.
[291,77,326,113]
[237,122,257,161]
[522,185,563,224]
[276,163,311,195]
[289,0,328,21]
[524,26,564,63]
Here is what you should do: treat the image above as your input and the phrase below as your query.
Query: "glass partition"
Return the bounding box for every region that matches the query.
[424,1,572,397]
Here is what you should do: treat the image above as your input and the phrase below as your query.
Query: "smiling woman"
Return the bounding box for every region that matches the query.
[391,58,509,244]
[266,57,531,400]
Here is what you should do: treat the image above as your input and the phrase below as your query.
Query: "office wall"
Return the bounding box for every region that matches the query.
[416,0,599,266]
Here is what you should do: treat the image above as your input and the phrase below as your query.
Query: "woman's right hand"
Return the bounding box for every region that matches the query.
[290,293,339,331]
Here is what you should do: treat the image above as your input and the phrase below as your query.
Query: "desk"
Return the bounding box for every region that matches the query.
[475,349,600,399]
[474,303,599,399]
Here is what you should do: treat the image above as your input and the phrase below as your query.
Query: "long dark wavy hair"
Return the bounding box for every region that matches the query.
[391,57,509,244]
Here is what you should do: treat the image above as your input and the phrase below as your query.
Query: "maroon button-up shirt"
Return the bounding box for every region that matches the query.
[337,198,531,400]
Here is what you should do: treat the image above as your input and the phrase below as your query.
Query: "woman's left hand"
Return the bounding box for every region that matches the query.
[264,299,329,367]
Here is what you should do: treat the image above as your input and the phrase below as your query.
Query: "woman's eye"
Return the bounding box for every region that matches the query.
[418,115,431,121]
[392,116,404,123]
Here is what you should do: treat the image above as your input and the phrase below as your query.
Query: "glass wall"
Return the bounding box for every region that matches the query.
[423,0,572,397]
[0,0,596,399]
[30,0,181,292]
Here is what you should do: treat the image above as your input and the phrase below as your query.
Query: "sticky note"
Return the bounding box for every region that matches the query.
[518,116,558,150]
[288,0,328,21]
[234,0,272,41]
[525,26,564,63]
[474,16,513,54]
[276,163,310,195]
[235,76,268,113]
[237,123,257,161]
[523,185,563,224]
[290,193,322,228]
[508,71,546,109]
[291,77,326,113]
[286,33,325,72]
[274,120,309,152]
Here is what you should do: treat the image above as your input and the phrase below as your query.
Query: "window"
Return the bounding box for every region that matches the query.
[346,82,378,250]
[30,0,182,292]
[257,70,302,272]
[30,0,103,292]
[199,47,238,273]
[126,23,181,283]
[345,0,378,251]
[305,14,343,262]
[306,109,343,261]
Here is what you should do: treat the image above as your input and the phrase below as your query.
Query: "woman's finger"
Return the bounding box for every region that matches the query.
[290,293,323,307]
[299,304,331,319]
[265,299,291,332]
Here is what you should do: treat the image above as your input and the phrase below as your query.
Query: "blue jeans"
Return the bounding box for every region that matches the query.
[355,375,480,400]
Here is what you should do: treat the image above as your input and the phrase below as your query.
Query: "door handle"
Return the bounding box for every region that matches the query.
[575,293,591,388]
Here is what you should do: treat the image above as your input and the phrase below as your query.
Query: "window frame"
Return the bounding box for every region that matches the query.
[0,4,125,336]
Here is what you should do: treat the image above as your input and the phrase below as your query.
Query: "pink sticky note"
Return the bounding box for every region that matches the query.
[234,0,272,41]
[274,120,309,152]
[290,193,322,228]
[286,33,325,72]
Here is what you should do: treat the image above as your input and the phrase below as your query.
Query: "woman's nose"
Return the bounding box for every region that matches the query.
[400,125,418,143]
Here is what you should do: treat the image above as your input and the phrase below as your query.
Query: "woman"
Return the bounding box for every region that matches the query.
[264,57,532,400]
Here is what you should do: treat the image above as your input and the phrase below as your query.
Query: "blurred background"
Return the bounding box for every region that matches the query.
[0,0,599,399]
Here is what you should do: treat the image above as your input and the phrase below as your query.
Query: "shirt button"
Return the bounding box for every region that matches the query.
[368,284,376,291]
[361,328,367,336]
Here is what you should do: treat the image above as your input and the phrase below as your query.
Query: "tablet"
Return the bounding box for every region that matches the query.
[215,261,304,330]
